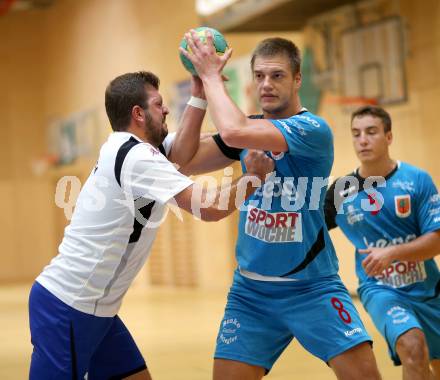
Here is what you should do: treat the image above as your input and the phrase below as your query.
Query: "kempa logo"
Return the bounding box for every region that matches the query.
[344,327,363,337]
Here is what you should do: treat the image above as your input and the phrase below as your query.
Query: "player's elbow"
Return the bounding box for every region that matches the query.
[179,162,198,176]
[220,128,243,149]
[219,115,250,147]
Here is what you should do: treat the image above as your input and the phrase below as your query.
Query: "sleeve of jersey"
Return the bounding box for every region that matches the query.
[269,115,332,159]
[212,133,243,161]
[121,145,193,204]
[160,132,176,156]
[416,171,440,234]
[324,181,338,230]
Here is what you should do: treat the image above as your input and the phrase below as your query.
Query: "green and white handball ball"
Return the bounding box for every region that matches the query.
[179,26,229,76]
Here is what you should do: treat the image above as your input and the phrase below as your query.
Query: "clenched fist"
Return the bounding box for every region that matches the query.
[244,150,275,182]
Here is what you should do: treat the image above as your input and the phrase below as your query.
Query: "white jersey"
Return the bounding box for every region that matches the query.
[37,132,193,317]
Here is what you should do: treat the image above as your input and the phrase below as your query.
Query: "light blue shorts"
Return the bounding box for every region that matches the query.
[360,285,440,365]
[214,271,372,372]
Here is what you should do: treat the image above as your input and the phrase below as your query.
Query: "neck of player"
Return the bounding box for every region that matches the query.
[358,156,397,179]
[262,96,303,119]
[127,126,160,148]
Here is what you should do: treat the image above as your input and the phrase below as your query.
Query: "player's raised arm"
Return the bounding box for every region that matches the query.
[167,74,236,175]
[167,75,207,167]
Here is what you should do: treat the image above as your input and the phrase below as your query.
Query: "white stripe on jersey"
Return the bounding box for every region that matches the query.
[37,132,193,317]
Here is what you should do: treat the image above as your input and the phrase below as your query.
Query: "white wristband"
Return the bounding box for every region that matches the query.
[187,96,207,110]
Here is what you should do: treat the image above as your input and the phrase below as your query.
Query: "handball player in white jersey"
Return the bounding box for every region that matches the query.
[28,71,274,380]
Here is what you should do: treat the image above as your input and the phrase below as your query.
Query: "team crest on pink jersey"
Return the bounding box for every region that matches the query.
[394,195,411,218]
[270,151,285,160]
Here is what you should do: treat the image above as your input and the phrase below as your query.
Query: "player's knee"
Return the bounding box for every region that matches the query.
[213,359,265,380]
[396,329,429,366]
[331,343,381,380]
[124,368,152,380]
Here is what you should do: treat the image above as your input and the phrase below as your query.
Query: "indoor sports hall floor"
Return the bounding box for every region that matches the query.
[0,284,401,379]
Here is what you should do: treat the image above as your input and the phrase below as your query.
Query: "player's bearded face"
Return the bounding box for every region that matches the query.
[144,88,169,146]
[253,54,298,116]
[144,110,168,146]
[351,115,391,163]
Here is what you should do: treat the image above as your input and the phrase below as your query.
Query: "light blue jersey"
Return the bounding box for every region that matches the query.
[326,162,440,299]
[236,110,339,279]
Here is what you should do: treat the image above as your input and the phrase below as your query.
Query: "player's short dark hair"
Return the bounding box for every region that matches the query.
[351,105,392,133]
[105,71,160,132]
[250,38,301,75]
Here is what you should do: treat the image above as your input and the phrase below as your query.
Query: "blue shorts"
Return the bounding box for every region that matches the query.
[214,271,372,372]
[360,285,440,365]
[28,282,146,380]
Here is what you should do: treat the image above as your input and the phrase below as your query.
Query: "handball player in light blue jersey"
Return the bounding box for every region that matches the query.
[325,106,440,380]
[180,33,381,380]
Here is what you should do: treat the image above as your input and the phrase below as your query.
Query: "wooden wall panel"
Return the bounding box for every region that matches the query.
[0,183,17,282]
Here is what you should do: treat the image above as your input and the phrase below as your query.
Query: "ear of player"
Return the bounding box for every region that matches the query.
[179,26,229,75]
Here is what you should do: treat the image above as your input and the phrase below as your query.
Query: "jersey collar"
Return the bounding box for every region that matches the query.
[113,131,144,143]
[354,160,400,182]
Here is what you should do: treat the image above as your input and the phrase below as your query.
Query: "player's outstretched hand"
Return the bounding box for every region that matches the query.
[244,150,274,182]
